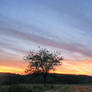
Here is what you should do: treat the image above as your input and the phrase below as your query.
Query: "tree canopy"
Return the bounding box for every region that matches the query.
[24,48,63,85]
[25,48,63,74]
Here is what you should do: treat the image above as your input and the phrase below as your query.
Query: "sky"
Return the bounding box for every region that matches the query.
[0,0,92,75]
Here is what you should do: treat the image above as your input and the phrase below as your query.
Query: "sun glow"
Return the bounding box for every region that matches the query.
[0,59,92,76]
[0,66,24,75]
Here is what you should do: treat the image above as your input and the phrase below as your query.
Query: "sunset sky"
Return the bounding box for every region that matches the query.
[0,0,92,75]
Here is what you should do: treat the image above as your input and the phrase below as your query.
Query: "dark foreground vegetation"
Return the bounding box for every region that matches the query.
[0,84,62,92]
[0,73,92,85]
[1,73,92,92]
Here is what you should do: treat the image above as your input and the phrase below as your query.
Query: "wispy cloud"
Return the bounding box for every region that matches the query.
[0,15,92,59]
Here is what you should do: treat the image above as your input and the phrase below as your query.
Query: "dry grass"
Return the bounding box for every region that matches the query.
[68,85,92,92]
[1,84,92,92]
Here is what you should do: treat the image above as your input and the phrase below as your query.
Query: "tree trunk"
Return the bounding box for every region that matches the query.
[43,73,47,86]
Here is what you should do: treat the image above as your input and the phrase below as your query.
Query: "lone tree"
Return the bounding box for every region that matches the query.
[24,48,63,85]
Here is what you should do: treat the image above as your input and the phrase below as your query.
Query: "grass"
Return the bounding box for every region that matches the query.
[1,84,92,92]
[61,86,68,92]
[1,84,82,92]
[0,84,57,92]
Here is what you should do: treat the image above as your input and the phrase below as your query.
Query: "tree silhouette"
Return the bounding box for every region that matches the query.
[24,48,63,85]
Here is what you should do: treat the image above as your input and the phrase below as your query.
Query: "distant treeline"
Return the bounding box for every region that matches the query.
[0,73,92,85]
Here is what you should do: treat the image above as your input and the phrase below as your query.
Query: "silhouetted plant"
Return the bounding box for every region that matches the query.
[24,48,63,86]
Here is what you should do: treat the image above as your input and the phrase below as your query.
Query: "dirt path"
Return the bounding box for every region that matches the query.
[68,85,92,92]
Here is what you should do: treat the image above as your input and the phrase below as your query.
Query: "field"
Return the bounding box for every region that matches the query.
[0,84,67,92]
[0,84,92,92]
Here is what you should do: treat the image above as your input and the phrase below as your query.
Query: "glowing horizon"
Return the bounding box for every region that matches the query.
[0,59,92,76]
[0,65,92,76]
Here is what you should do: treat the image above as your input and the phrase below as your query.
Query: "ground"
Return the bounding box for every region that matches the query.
[0,84,92,92]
